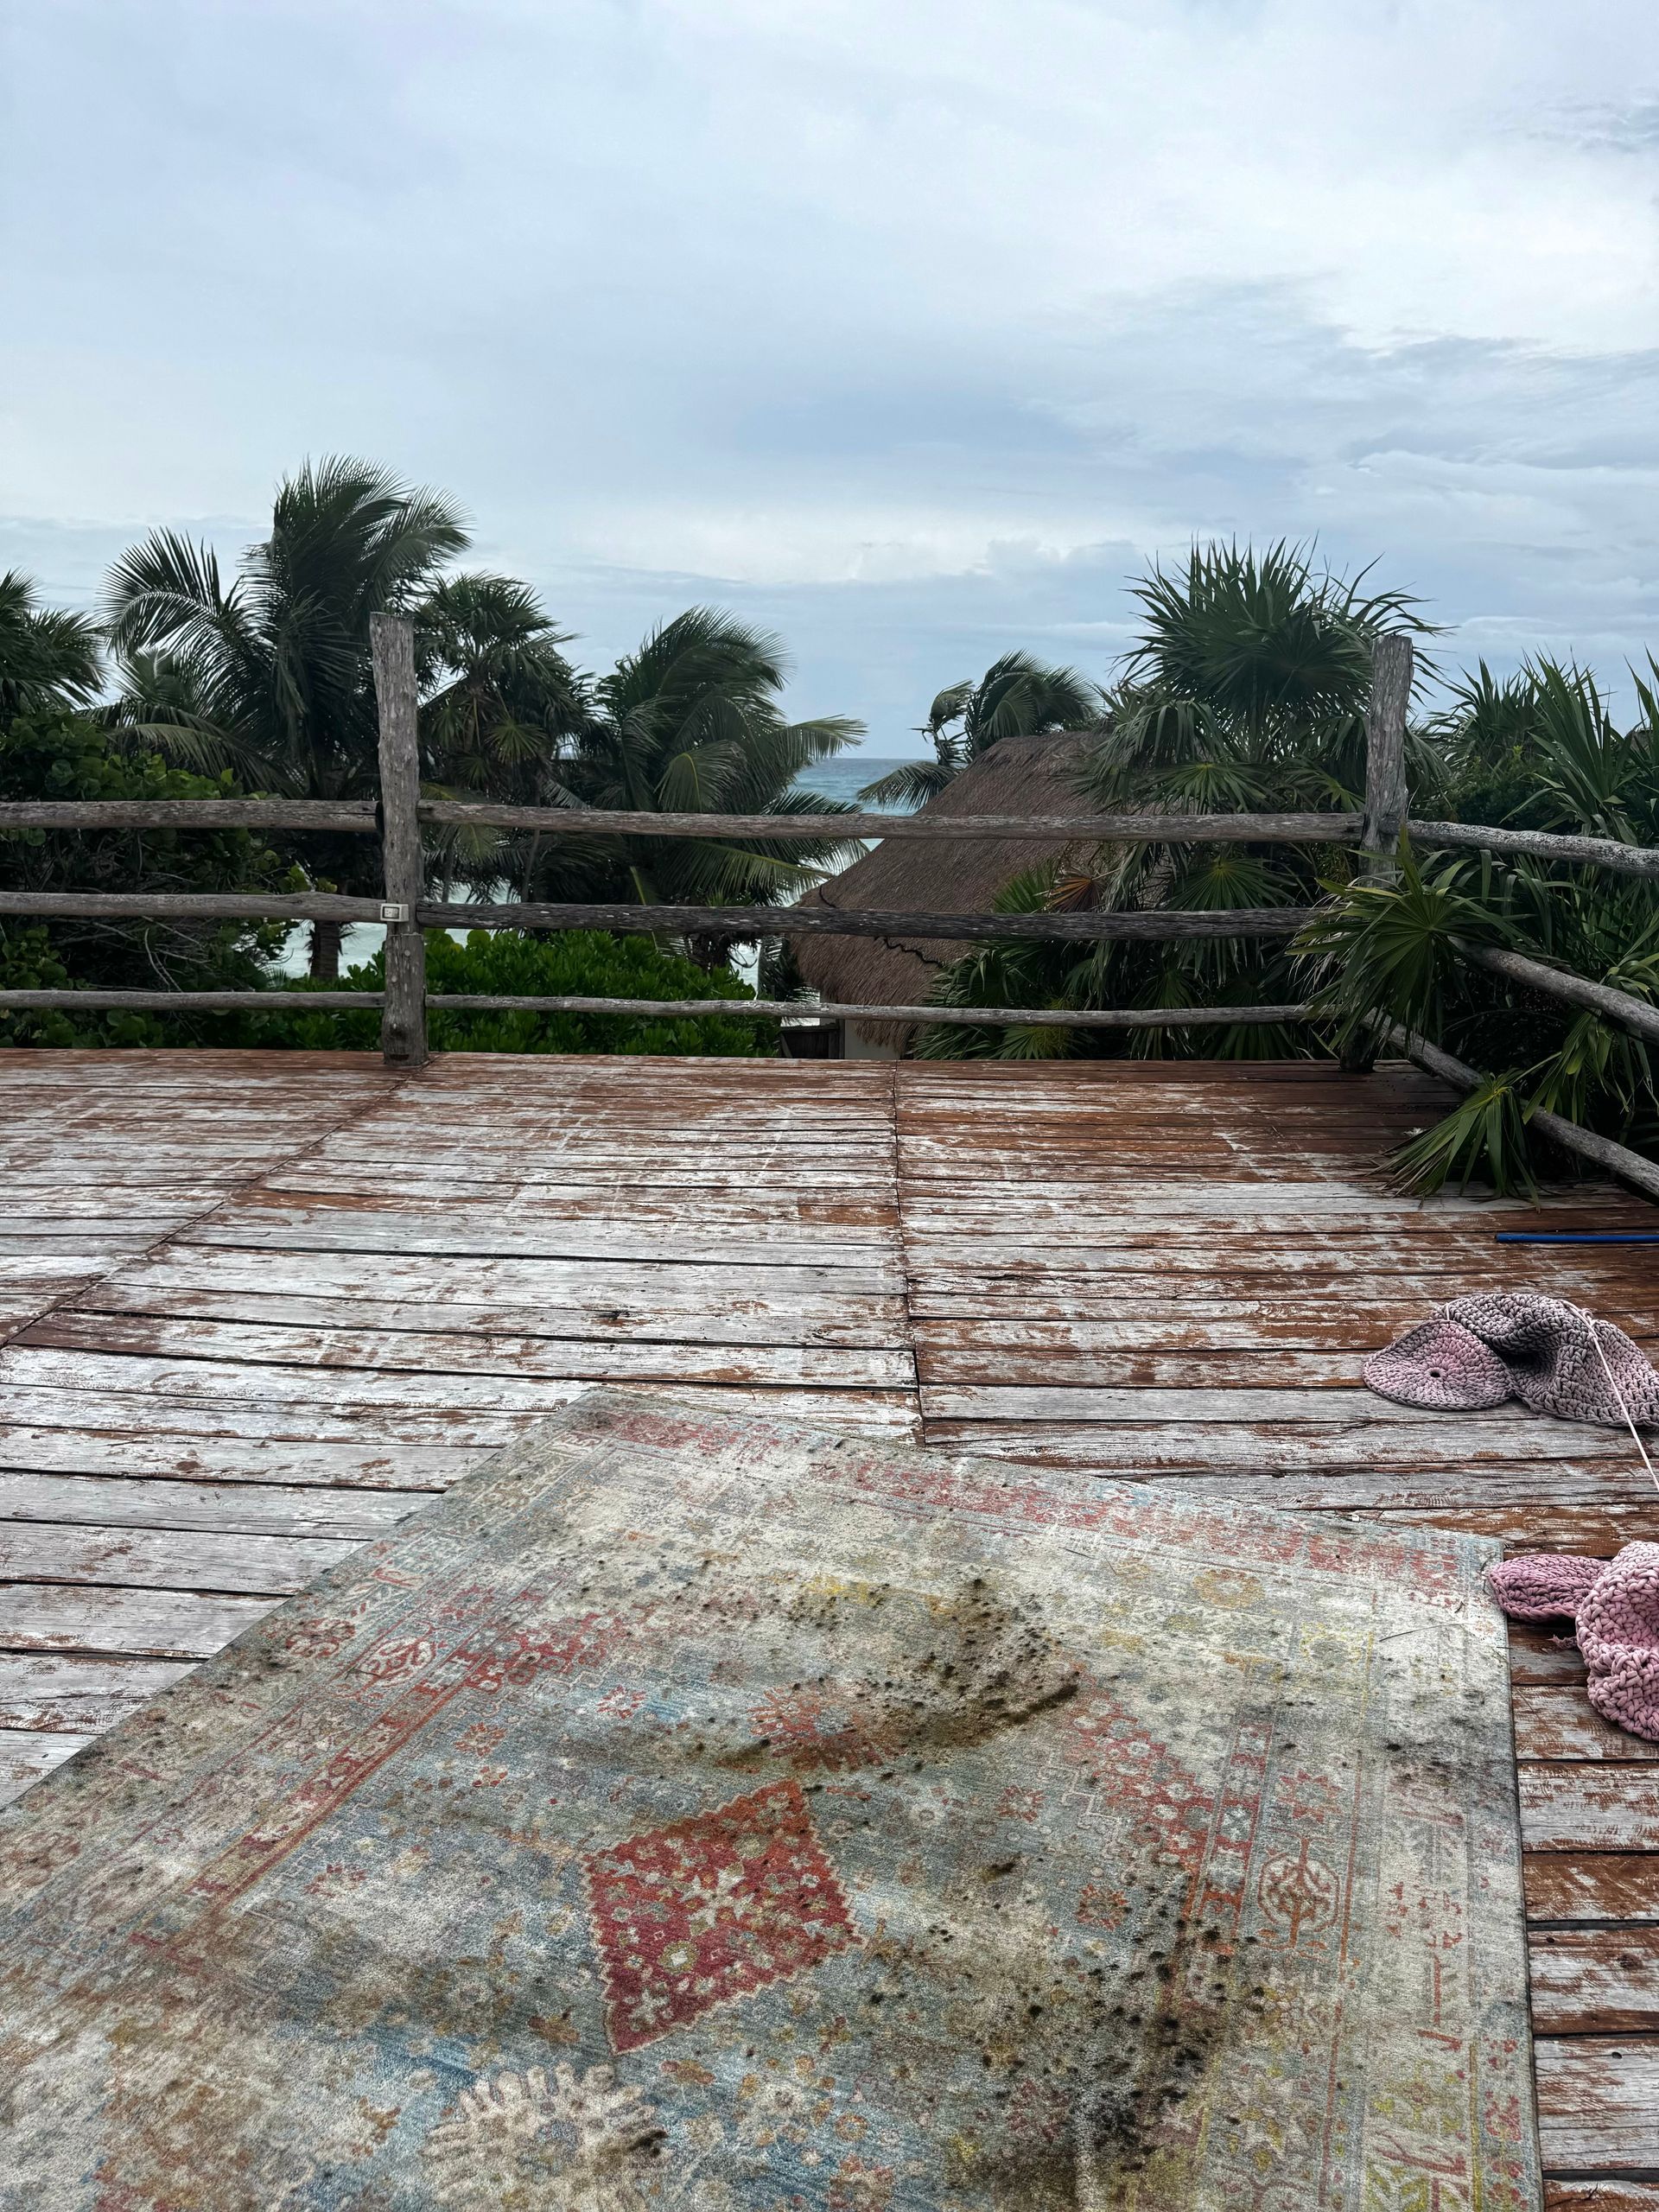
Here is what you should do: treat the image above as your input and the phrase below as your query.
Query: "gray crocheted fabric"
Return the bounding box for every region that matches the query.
[1365,1291,1659,1428]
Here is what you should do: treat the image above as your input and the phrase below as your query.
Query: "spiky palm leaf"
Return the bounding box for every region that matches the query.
[0,571,103,718]
[1294,849,1516,1060]
[1121,539,1426,728]
[416,572,586,802]
[511,608,863,929]
[1390,1073,1539,1199]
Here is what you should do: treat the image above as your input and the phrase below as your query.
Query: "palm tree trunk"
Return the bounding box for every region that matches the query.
[309,919,344,980]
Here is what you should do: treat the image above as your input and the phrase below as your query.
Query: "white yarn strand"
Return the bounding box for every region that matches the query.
[1579,1302,1659,1498]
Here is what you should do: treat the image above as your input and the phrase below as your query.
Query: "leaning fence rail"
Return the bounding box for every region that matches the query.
[0,617,1655,1199]
[1385,1026,1659,1206]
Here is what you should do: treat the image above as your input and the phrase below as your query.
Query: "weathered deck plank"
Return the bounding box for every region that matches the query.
[0,1471,435,1538]
[0,1730,86,1807]
[1529,1929,1659,2033]
[1545,2184,1659,2212]
[1,1048,1655,2186]
[6,1582,281,1657]
[1516,1691,1659,1764]
[1522,1769,1659,1853]
[0,1653,198,1732]
[1535,2039,1659,2171]
[0,1521,359,1594]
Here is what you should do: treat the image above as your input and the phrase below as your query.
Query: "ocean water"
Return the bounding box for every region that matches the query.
[791,756,919,808]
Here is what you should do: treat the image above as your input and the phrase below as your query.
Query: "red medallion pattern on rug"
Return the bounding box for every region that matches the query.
[582,1777,858,2052]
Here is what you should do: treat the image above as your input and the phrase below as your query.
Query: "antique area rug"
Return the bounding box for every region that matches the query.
[0,1389,1539,2211]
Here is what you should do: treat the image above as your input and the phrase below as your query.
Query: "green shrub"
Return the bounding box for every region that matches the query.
[60,915,765,1052]
[256,928,773,1056]
[1,924,773,1055]
[0,710,297,1047]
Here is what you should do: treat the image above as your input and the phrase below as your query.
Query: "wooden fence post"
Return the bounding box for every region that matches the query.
[1360,632,1414,875]
[369,613,428,1070]
[1341,632,1414,1072]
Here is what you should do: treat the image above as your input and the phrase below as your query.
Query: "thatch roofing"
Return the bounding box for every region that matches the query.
[794,729,1095,1022]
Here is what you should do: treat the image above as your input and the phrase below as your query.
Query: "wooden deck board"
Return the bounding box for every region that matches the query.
[1,1046,1655,2184]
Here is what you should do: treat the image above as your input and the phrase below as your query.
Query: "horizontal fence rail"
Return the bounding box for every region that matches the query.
[0,800,378,833]
[1466,944,1659,1047]
[0,890,393,923]
[0,989,385,1012]
[416,802,1363,843]
[0,986,1308,1031]
[416,899,1313,944]
[0,799,1359,842]
[9,798,1659,881]
[426,996,1313,1030]
[1408,818,1659,880]
[0,887,1308,942]
[1386,1024,1659,1205]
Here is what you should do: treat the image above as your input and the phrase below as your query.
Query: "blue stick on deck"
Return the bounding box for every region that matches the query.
[1494,1232,1659,1243]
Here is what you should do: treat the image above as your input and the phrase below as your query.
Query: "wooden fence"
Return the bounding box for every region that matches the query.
[3,616,1658,1195]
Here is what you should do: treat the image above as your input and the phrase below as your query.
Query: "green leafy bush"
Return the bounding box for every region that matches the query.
[2,922,774,1056]
[264,929,772,1057]
[0,709,296,1047]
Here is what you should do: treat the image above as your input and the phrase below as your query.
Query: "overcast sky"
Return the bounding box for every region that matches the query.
[3,0,1657,751]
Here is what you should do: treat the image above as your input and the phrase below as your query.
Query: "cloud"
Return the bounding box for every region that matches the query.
[2,0,1656,747]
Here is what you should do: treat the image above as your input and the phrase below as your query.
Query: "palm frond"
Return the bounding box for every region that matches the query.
[921,681,974,740]
[1390,1074,1540,1199]
[1120,540,1430,734]
[0,570,104,715]
[857,758,959,807]
[963,652,1103,756]
[103,530,231,653]
[1294,845,1516,1057]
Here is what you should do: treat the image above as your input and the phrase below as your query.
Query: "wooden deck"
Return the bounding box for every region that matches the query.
[2,1047,1656,2200]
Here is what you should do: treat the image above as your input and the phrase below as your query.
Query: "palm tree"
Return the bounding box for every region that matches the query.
[0,571,103,721]
[417,573,586,789]
[105,458,469,974]
[513,607,864,959]
[96,647,273,780]
[859,651,1102,807]
[916,544,1426,1063]
[414,572,589,898]
[1089,540,1427,812]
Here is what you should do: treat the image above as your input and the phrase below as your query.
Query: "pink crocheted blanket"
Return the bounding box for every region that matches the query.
[1365,1291,1659,1429]
[1486,1545,1659,1742]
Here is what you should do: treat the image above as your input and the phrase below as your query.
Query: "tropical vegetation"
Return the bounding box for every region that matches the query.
[0,704,301,1046]
[858,650,1102,807]
[0,456,873,1050]
[918,545,1427,1063]
[918,543,1659,1196]
[429,606,864,944]
[1298,663,1659,1193]
[271,929,770,1058]
[103,459,469,976]
[0,571,103,721]
[6,482,1658,1191]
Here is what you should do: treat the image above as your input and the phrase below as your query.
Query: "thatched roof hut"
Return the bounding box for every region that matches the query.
[794,729,1094,1055]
